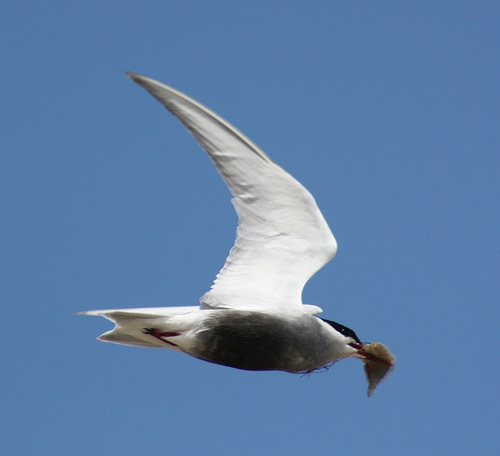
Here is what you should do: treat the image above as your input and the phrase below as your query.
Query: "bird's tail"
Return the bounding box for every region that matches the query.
[79,306,199,349]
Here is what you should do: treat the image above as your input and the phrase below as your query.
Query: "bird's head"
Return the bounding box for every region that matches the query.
[319,318,395,396]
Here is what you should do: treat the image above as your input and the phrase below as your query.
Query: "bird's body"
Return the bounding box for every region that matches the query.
[191,310,348,372]
[81,73,395,396]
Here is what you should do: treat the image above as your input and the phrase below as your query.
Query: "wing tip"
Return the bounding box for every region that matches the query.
[125,71,139,80]
[125,71,151,89]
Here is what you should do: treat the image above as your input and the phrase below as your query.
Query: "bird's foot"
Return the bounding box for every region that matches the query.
[142,328,180,346]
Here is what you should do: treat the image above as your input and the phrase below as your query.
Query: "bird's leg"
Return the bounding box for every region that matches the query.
[142,328,180,346]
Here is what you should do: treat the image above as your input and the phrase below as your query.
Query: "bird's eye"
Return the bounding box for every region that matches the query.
[320,318,362,344]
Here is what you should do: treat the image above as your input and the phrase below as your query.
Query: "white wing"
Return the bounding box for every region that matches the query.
[127,73,337,313]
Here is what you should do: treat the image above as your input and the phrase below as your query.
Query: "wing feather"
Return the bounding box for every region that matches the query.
[127,73,337,312]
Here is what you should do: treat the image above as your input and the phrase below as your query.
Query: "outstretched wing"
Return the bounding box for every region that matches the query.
[127,73,337,313]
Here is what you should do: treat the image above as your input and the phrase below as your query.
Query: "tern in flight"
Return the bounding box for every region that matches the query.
[81,73,395,396]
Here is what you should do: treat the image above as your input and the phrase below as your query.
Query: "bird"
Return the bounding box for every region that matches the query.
[80,72,395,397]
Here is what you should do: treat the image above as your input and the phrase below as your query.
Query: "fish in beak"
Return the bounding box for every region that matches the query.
[350,342,395,397]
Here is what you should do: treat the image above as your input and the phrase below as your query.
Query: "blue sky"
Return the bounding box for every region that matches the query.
[2,2,499,455]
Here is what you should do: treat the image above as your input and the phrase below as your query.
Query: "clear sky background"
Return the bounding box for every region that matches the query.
[2,2,499,455]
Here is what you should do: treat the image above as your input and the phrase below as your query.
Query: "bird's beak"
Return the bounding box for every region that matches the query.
[349,341,395,397]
